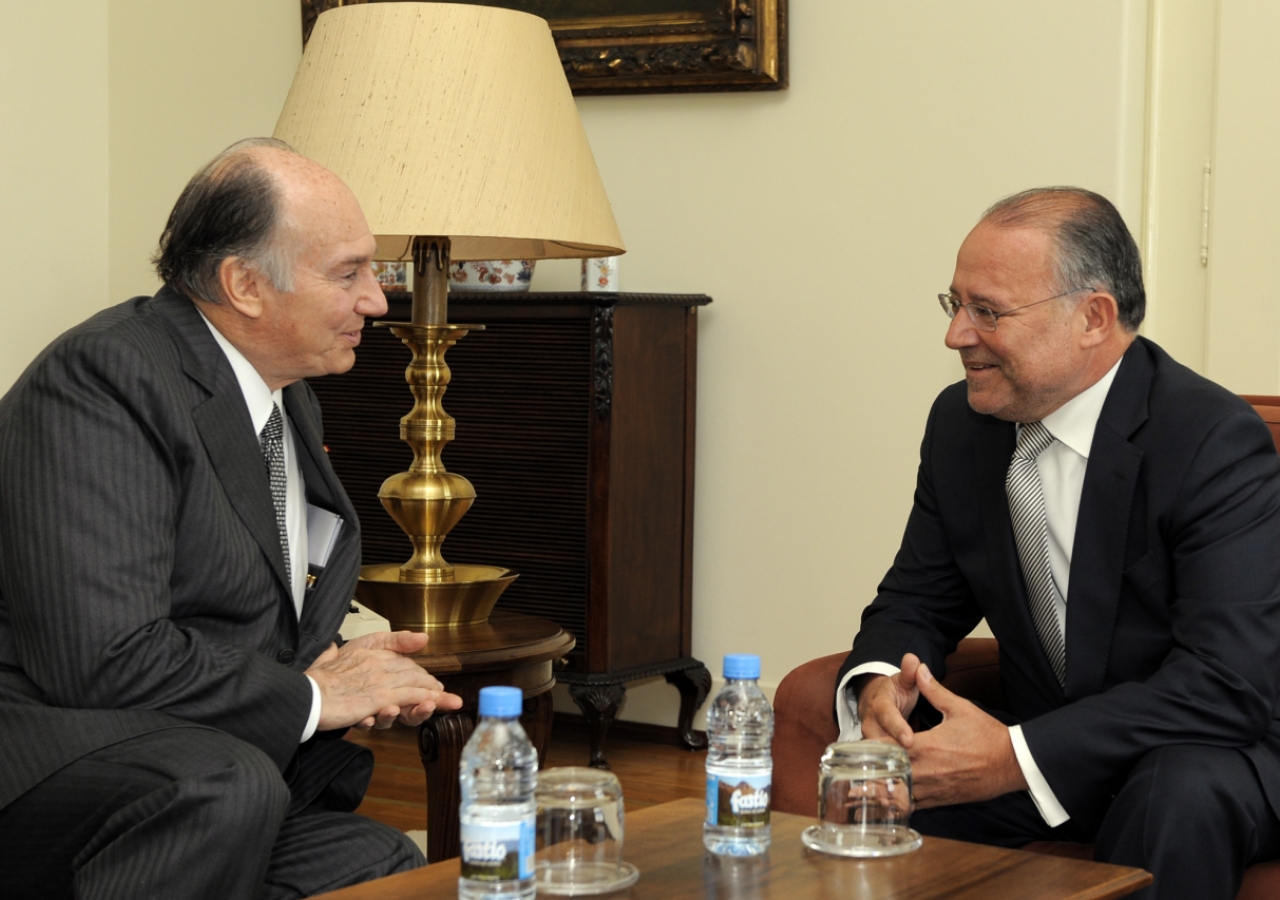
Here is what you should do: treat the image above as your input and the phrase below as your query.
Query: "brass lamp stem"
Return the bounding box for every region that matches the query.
[412,235,450,326]
[375,235,483,584]
[355,238,516,628]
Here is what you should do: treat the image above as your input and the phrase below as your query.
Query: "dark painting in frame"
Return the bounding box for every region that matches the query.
[301,0,787,95]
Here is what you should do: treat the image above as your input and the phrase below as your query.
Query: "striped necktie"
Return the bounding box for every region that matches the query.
[1006,421,1066,686]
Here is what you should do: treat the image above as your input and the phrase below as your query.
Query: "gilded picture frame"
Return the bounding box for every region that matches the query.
[301,0,787,95]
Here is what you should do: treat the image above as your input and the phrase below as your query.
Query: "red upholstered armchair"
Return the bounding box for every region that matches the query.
[1241,394,1280,451]
[772,638,1003,820]
[773,640,1280,897]
[772,396,1280,898]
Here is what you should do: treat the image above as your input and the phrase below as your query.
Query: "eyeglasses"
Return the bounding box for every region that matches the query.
[938,286,1094,332]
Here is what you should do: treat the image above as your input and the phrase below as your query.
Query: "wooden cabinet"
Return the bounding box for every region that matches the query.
[309,292,711,766]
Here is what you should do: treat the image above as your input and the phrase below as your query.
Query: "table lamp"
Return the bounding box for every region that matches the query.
[274,1,625,628]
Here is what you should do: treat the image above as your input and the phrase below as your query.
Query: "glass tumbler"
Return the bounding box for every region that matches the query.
[535,766,640,895]
[800,741,922,857]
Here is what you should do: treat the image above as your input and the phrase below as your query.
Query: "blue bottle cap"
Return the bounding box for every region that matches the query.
[723,654,761,680]
[478,686,523,718]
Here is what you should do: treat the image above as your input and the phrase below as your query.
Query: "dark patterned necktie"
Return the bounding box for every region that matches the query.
[1006,421,1066,686]
[260,403,291,587]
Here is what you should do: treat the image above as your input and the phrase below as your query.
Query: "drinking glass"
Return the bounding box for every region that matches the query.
[800,741,922,857]
[535,767,640,895]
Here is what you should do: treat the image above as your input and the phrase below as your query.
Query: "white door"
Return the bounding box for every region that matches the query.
[1143,0,1280,393]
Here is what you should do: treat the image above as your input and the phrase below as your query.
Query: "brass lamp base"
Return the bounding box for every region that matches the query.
[354,235,525,630]
[356,563,519,630]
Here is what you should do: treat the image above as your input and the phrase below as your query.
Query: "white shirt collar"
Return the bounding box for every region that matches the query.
[197,308,283,433]
[1039,356,1124,459]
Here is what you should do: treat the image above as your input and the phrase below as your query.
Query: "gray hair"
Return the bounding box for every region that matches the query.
[153,137,298,302]
[982,187,1145,331]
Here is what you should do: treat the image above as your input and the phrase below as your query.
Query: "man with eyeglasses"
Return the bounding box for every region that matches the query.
[837,187,1280,900]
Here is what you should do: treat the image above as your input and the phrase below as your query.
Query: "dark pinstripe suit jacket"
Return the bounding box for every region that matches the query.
[0,287,364,811]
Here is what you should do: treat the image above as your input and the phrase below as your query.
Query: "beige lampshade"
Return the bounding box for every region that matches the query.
[273,1,624,262]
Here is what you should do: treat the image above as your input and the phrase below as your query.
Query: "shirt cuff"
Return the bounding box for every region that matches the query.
[834,662,902,741]
[301,675,323,743]
[1008,724,1070,827]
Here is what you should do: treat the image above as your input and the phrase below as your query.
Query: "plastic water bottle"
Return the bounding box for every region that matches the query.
[703,653,773,856]
[458,686,537,900]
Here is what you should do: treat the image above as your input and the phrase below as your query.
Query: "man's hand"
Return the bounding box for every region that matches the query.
[305,631,464,731]
[857,653,926,747]
[906,661,1026,808]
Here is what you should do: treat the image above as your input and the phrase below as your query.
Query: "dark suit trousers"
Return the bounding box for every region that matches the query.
[912,744,1280,900]
[0,726,424,899]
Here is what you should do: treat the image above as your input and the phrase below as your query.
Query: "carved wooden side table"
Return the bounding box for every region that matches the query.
[411,611,575,863]
[312,292,712,770]
[558,659,711,769]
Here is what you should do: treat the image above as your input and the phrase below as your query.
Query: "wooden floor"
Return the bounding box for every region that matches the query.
[348,722,708,834]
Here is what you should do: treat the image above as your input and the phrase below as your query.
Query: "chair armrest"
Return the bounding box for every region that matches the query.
[772,652,845,816]
[771,638,1004,817]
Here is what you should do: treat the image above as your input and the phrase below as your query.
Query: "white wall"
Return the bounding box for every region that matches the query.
[3,1,1174,730]
[1204,0,1280,392]
[0,2,110,390]
[536,0,1151,724]
[0,2,297,392]
[1137,0,1218,373]
[1138,0,1280,396]
[108,0,301,303]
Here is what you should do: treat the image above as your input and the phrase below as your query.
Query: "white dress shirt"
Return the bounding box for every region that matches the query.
[200,312,323,743]
[837,358,1123,827]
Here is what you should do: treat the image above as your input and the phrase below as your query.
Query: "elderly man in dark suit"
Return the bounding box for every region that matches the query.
[839,188,1280,900]
[0,138,462,898]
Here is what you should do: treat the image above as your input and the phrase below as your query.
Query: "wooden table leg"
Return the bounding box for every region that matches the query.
[419,710,475,864]
[666,662,712,751]
[419,689,558,863]
[522,690,555,770]
[566,681,626,769]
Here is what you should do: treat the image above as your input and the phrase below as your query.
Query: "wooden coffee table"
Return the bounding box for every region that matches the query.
[316,797,1152,899]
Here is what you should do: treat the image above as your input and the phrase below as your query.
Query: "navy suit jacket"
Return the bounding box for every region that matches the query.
[840,337,1280,828]
[0,287,364,811]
